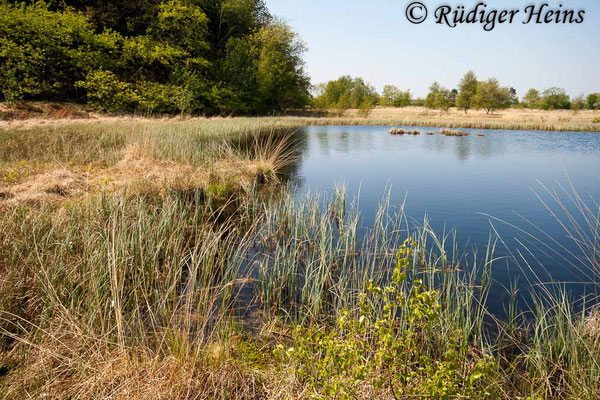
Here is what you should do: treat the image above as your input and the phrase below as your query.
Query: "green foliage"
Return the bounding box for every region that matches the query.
[380,85,411,108]
[586,93,600,110]
[540,87,571,110]
[472,78,511,114]
[0,0,308,114]
[280,239,496,399]
[456,71,479,113]
[314,76,379,115]
[255,22,310,112]
[0,2,119,102]
[523,88,541,108]
[571,94,586,113]
[425,82,452,112]
[76,70,140,112]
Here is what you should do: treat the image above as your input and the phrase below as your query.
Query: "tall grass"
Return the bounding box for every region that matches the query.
[1,119,599,398]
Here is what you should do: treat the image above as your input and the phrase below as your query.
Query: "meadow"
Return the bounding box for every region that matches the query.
[1,115,600,399]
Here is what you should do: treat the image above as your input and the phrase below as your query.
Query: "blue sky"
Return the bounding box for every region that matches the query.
[265,0,600,98]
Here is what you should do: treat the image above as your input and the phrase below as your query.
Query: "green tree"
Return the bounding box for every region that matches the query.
[571,94,585,113]
[255,21,310,111]
[540,87,571,110]
[0,2,120,102]
[509,87,519,105]
[424,82,452,113]
[472,78,511,114]
[381,85,411,107]
[586,93,600,110]
[456,71,478,113]
[523,88,541,108]
[315,76,378,115]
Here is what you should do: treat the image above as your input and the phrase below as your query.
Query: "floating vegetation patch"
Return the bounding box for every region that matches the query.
[440,129,470,137]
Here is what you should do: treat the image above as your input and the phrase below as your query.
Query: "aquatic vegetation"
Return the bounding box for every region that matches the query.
[1,119,600,399]
[389,127,406,135]
[440,129,470,136]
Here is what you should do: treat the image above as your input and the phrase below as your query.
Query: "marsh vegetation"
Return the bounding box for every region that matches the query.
[0,118,599,399]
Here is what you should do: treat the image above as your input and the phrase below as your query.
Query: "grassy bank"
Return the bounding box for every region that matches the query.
[3,103,600,132]
[1,118,599,399]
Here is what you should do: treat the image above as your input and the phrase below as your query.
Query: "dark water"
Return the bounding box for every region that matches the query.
[282,125,600,311]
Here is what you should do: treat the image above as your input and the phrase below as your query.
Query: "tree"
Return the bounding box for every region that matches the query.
[523,88,541,108]
[0,0,308,114]
[381,85,411,107]
[509,87,519,105]
[472,78,511,114]
[540,87,571,110]
[255,21,310,111]
[571,94,585,113]
[587,93,600,110]
[314,76,378,115]
[455,71,478,113]
[424,82,452,113]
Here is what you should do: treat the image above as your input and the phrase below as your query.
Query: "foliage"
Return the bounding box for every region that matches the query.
[571,94,586,113]
[472,78,511,114]
[540,87,571,110]
[255,22,310,112]
[280,239,496,399]
[0,0,309,114]
[586,93,600,110]
[523,88,541,108]
[314,76,379,115]
[0,2,120,102]
[424,82,453,112]
[380,85,411,108]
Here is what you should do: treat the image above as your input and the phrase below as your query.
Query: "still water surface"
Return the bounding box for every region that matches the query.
[282,126,600,310]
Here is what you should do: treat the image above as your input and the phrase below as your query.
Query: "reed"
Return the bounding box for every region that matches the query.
[1,118,599,398]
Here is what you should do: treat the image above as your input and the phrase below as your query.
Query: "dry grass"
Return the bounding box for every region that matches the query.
[3,105,600,133]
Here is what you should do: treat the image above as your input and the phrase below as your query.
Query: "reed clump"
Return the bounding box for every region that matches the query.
[440,129,470,136]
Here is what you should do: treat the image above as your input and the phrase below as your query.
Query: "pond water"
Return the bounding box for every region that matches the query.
[282,125,600,312]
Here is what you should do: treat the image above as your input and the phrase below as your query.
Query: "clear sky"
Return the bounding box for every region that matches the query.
[265,0,600,99]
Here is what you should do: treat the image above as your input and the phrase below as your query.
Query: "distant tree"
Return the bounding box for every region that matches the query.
[523,88,541,108]
[455,71,478,113]
[450,89,458,107]
[315,76,378,115]
[587,93,600,110]
[381,85,411,107]
[540,87,571,110]
[509,87,519,105]
[413,97,425,106]
[472,78,511,114]
[424,81,452,113]
[571,94,585,113]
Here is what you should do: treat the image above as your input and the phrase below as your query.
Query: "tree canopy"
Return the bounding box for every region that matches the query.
[456,71,478,113]
[472,78,511,114]
[0,0,310,114]
[313,76,379,115]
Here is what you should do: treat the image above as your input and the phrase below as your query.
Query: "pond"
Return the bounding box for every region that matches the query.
[282,125,600,312]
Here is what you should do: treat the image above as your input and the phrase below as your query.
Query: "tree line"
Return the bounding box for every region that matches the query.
[1,3,599,116]
[0,0,310,114]
[314,72,600,115]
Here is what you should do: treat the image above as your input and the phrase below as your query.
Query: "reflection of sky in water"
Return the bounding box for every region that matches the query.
[282,126,600,312]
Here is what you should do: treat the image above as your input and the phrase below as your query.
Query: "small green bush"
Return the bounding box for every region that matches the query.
[76,70,139,112]
[279,239,496,399]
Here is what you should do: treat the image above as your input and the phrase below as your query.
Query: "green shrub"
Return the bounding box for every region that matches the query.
[137,82,192,114]
[0,2,119,102]
[279,239,496,399]
[76,70,139,112]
